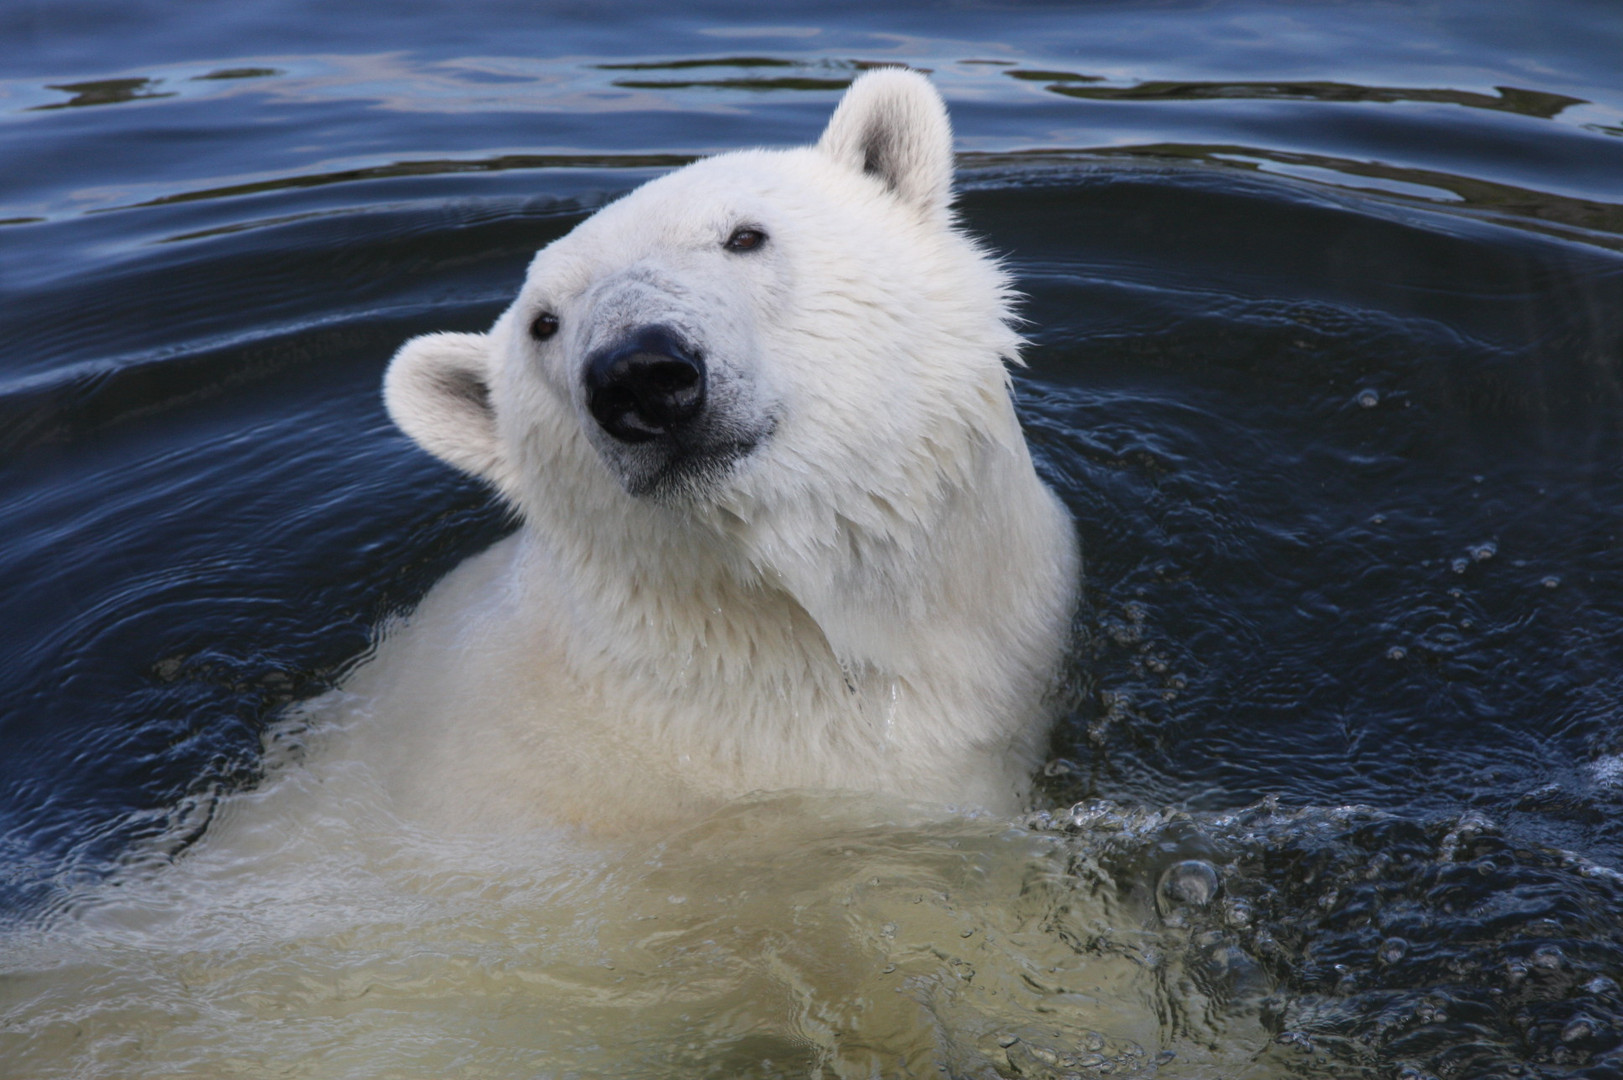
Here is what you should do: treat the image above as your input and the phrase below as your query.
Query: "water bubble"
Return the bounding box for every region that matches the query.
[1562,1017,1595,1043]
[1532,944,1565,970]
[1157,860,1221,915]
[1356,388,1380,408]
[1450,557,1469,573]
[1470,541,1497,561]
[1370,513,1387,524]
[1586,976,1619,995]
[1542,575,1561,588]
[1387,646,1407,660]
[1378,937,1409,964]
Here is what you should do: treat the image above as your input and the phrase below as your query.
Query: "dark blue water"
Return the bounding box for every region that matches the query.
[4,1,1623,1075]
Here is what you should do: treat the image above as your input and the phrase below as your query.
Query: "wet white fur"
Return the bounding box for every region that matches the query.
[368,69,1080,833]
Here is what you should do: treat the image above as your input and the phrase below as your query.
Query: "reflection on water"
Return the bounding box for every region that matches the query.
[31,76,175,110]
[4,0,1623,1076]
[1029,76,1588,120]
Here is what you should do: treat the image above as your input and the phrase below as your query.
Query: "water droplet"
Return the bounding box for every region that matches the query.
[1387,646,1407,660]
[1356,388,1380,408]
[1450,557,1469,573]
[1470,541,1497,561]
[1157,859,1221,915]
[1542,575,1561,588]
[1378,937,1409,964]
[1370,513,1387,524]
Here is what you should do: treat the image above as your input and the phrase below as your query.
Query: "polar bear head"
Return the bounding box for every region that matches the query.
[385,71,1045,661]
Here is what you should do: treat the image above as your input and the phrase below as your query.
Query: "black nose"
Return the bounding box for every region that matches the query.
[584,326,707,444]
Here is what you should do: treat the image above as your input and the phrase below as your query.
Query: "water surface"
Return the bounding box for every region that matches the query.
[4,1,1623,1076]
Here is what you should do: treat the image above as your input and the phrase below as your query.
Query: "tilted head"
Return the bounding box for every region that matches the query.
[385,70,1031,618]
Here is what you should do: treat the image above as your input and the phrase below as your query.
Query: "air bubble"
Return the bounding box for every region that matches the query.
[1387,646,1407,660]
[1356,388,1380,408]
[1542,575,1561,588]
[1156,859,1221,915]
[1562,1017,1595,1043]
[1470,541,1497,561]
[1378,937,1409,964]
[1451,557,1469,573]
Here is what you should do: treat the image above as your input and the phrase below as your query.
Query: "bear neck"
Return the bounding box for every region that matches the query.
[511,428,1075,769]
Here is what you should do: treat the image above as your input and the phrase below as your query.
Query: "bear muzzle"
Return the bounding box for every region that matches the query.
[584,325,706,444]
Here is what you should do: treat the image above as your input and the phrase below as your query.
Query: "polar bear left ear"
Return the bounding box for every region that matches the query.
[383,331,511,488]
[818,68,954,222]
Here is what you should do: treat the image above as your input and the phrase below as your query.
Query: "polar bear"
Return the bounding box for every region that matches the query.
[356,69,1079,833]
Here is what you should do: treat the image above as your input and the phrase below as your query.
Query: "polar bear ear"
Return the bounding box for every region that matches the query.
[818,68,955,222]
[384,331,509,486]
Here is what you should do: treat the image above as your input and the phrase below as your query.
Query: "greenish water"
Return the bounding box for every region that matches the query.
[3,1,1623,1075]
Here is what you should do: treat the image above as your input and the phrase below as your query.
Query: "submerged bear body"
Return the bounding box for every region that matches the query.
[359,69,1079,832]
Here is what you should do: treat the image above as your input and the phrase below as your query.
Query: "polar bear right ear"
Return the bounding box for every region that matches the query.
[383,331,509,487]
[818,68,955,223]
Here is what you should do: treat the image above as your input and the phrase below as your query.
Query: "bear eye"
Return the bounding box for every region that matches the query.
[530,312,560,341]
[724,227,767,253]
